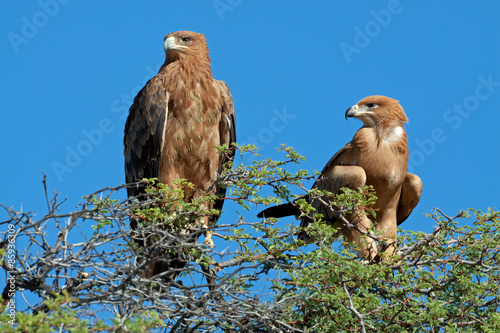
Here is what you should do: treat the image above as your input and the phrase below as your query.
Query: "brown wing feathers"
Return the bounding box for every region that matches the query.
[124,77,167,199]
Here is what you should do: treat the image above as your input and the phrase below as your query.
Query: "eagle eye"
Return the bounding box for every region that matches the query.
[366,103,376,108]
[181,36,192,43]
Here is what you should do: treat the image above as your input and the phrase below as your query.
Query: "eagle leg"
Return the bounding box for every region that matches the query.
[314,165,381,259]
[341,212,377,259]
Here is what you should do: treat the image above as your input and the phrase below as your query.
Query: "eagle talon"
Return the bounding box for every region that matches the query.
[203,230,214,248]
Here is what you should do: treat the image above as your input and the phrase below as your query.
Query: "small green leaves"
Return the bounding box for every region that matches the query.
[3,144,500,332]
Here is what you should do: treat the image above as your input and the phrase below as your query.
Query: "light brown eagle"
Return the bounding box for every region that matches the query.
[124,31,236,278]
[258,96,422,259]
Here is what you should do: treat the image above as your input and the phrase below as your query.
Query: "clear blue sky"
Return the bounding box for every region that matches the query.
[1,1,499,237]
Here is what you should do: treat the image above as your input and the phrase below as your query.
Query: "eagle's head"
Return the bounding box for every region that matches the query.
[163,31,211,65]
[345,95,409,128]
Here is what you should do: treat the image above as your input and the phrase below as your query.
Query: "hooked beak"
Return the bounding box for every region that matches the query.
[345,104,374,120]
[345,104,358,120]
[164,36,187,52]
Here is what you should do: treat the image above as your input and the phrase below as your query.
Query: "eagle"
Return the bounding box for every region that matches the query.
[258,96,422,259]
[124,31,236,279]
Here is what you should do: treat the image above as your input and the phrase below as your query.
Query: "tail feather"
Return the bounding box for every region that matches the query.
[257,202,301,218]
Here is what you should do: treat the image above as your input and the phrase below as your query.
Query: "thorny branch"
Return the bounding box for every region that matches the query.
[0,166,499,331]
[340,274,367,333]
[0,178,302,331]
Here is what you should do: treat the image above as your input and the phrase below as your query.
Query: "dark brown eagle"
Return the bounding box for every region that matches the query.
[124,31,236,279]
[258,96,422,259]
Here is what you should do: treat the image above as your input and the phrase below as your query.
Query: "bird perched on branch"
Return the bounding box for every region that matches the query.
[124,31,236,279]
[258,95,422,259]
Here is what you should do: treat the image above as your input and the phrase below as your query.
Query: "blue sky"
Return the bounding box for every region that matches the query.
[1,1,499,243]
